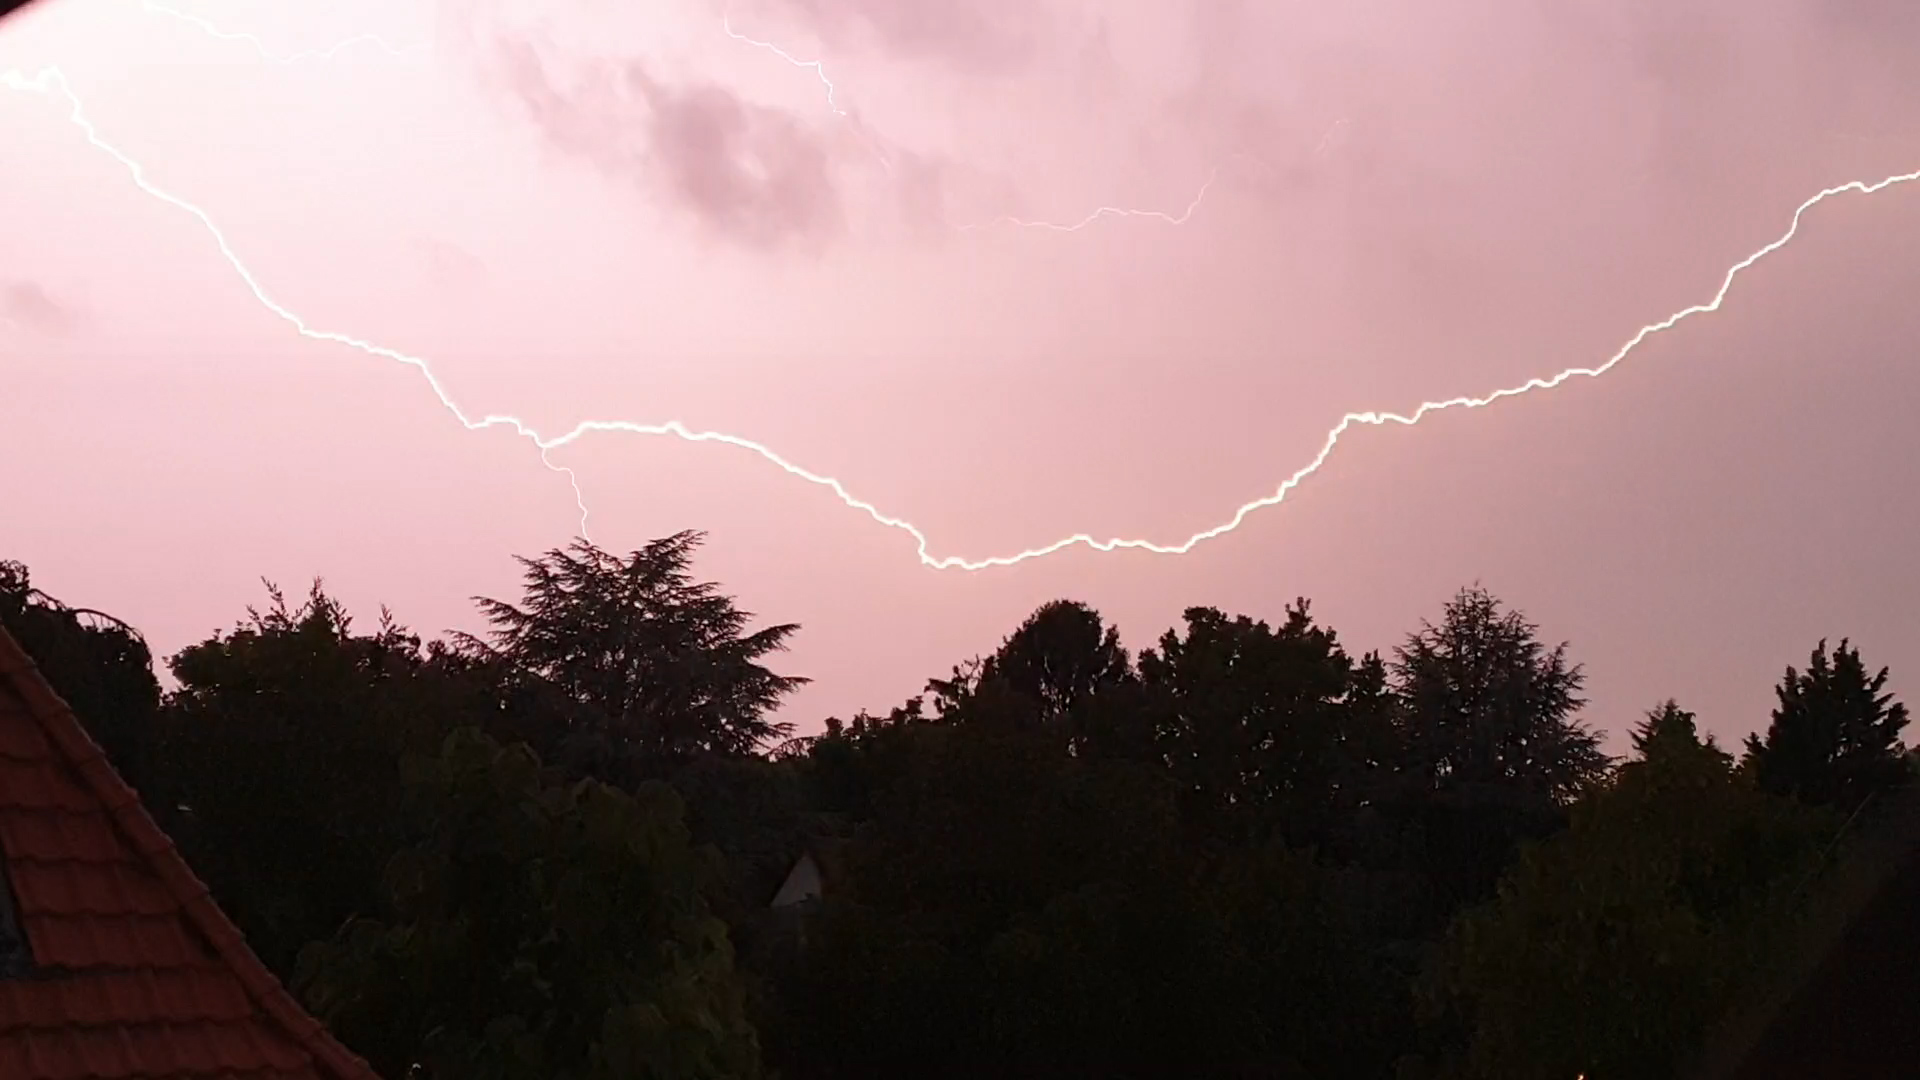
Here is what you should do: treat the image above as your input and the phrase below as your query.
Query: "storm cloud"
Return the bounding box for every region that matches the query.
[496,38,846,250]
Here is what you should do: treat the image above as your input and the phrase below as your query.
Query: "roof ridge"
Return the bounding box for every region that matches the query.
[0,624,381,1080]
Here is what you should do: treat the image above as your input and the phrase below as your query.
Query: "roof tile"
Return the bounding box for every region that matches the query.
[0,811,128,864]
[76,1025,135,1079]
[18,912,206,972]
[0,708,52,759]
[0,758,94,814]
[0,626,382,1079]
[10,858,178,918]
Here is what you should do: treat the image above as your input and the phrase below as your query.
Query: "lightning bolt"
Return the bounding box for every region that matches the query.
[6,66,1916,570]
[1,66,592,533]
[136,0,428,64]
[720,8,845,116]
[718,7,907,179]
[956,165,1220,232]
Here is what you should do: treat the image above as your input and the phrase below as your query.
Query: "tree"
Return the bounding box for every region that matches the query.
[783,698,935,822]
[919,601,1137,760]
[459,533,807,776]
[1632,700,1735,775]
[1207,841,1414,1078]
[1392,586,1610,805]
[298,728,761,1080]
[1743,638,1911,812]
[0,560,160,792]
[662,750,818,988]
[1381,587,1610,923]
[1341,650,1405,773]
[1137,602,1362,848]
[155,581,469,978]
[980,600,1131,725]
[770,718,1202,1075]
[1419,700,1835,1080]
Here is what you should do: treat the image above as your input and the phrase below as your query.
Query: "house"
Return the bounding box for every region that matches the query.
[0,623,381,1079]
[769,836,851,911]
[1689,781,1920,1080]
[764,837,853,957]
[769,849,826,909]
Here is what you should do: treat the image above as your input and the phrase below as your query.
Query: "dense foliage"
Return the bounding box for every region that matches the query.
[3,540,1910,1080]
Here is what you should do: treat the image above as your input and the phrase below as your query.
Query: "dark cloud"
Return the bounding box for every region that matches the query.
[1,281,78,335]
[631,71,845,248]
[497,40,845,250]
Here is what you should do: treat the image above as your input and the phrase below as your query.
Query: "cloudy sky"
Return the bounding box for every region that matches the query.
[3,0,1917,750]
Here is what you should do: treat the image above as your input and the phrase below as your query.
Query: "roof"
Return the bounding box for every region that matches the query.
[0,623,381,1080]
[769,836,853,909]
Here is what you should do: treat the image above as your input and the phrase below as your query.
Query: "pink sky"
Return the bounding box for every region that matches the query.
[4,0,1918,752]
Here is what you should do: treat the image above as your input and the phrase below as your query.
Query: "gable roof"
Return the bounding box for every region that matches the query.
[770,835,853,909]
[0,623,380,1080]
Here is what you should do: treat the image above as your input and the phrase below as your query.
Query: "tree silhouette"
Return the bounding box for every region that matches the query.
[771,720,1217,1075]
[156,580,467,978]
[1137,601,1359,847]
[1375,586,1611,927]
[0,560,160,793]
[459,533,806,773]
[1743,638,1911,812]
[1633,699,1735,775]
[980,599,1132,724]
[1392,586,1610,805]
[1339,650,1406,792]
[919,601,1136,757]
[298,729,760,1080]
[19,544,1918,1080]
[1422,709,1832,1080]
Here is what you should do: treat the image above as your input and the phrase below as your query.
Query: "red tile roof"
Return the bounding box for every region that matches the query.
[0,624,381,1080]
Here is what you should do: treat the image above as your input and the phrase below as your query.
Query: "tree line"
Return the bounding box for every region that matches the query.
[0,533,1910,1080]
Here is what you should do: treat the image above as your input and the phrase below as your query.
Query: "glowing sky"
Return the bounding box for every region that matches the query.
[4,0,1918,750]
